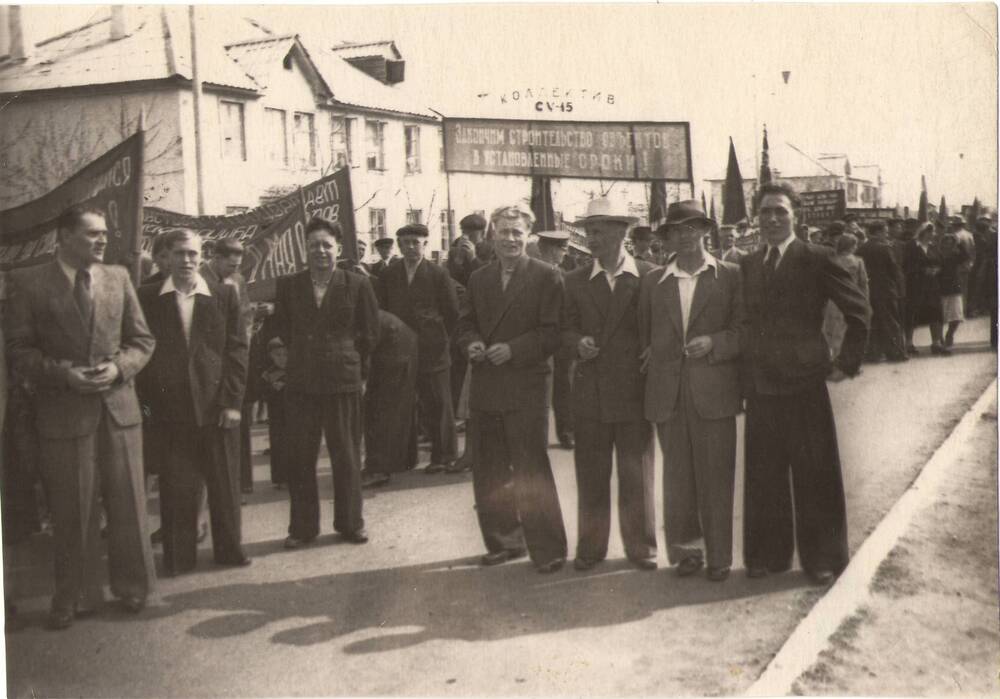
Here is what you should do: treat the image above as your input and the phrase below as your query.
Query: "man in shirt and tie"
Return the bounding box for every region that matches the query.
[137,230,251,576]
[639,200,743,581]
[562,199,658,572]
[274,217,379,549]
[5,204,157,629]
[376,223,459,473]
[741,182,869,586]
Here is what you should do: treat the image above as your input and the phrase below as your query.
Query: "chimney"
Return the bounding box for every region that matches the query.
[110,5,126,41]
[9,5,28,61]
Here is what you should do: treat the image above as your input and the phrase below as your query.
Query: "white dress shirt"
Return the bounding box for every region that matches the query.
[659,254,719,339]
[160,274,212,344]
[764,233,796,270]
[589,252,639,292]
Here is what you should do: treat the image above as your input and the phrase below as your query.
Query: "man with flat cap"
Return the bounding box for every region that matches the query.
[456,203,567,573]
[377,223,460,473]
[534,229,575,449]
[448,213,489,288]
[563,199,658,572]
[640,200,743,581]
[630,225,656,263]
[369,237,398,279]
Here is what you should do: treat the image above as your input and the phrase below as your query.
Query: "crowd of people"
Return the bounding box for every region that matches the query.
[1,181,996,630]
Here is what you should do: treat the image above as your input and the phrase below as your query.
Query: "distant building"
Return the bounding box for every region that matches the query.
[0,6,447,251]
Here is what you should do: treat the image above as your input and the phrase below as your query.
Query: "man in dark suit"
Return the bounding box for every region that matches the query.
[137,229,251,575]
[741,183,870,586]
[640,201,743,582]
[857,220,907,362]
[377,223,459,473]
[456,203,568,573]
[562,199,657,572]
[369,237,397,279]
[447,213,488,288]
[5,204,157,628]
[274,217,379,549]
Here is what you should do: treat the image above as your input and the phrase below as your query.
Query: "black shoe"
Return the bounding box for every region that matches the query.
[573,557,601,571]
[424,463,447,475]
[283,535,315,550]
[906,344,920,355]
[675,556,704,577]
[931,344,952,356]
[445,459,472,474]
[706,566,731,582]
[536,558,565,574]
[46,608,74,630]
[361,471,391,488]
[342,529,369,544]
[480,548,526,566]
[944,333,955,348]
[630,557,658,571]
[120,596,145,614]
[807,569,837,586]
[217,555,252,568]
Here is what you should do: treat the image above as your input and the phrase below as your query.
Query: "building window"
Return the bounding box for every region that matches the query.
[330,116,353,169]
[265,108,288,166]
[404,125,421,174]
[847,182,858,201]
[369,208,387,237]
[293,112,317,168]
[406,209,423,225]
[366,120,386,171]
[440,209,454,241]
[220,101,246,161]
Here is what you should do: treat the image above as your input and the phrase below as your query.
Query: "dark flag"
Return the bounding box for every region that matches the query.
[759,125,772,186]
[649,180,668,226]
[722,138,748,225]
[918,176,929,223]
[939,195,949,223]
[709,198,717,223]
[530,176,555,232]
[701,191,708,214]
[970,197,982,225]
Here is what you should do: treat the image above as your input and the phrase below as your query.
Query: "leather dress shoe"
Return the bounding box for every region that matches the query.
[746,566,769,579]
[217,555,252,568]
[445,459,472,474]
[46,608,74,630]
[343,529,369,544]
[120,596,145,614]
[573,557,601,571]
[630,558,658,571]
[424,463,447,475]
[706,566,731,582]
[361,471,391,488]
[536,558,565,574]
[807,569,837,586]
[480,548,526,566]
[675,556,704,577]
[283,536,316,550]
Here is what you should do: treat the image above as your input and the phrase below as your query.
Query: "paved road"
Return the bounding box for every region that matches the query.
[5,319,996,697]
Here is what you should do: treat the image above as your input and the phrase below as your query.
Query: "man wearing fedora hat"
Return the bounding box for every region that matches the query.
[639,200,743,581]
[563,198,658,572]
[456,203,567,573]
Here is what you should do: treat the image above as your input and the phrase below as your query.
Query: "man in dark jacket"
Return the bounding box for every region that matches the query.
[857,220,907,362]
[274,217,379,548]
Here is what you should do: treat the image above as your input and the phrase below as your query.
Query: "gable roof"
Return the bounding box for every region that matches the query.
[0,6,259,96]
[225,35,331,98]
[329,40,402,61]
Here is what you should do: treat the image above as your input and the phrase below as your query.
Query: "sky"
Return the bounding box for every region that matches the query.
[21,2,1000,210]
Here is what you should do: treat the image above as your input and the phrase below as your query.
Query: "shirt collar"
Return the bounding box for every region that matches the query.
[659,253,718,283]
[160,273,212,297]
[57,257,88,285]
[590,253,639,281]
[768,233,796,259]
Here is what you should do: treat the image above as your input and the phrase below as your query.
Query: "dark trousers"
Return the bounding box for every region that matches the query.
[417,369,458,464]
[657,377,736,569]
[450,344,467,411]
[867,295,906,360]
[743,381,849,576]
[239,401,254,492]
[470,408,567,565]
[156,422,243,573]
[266,394,288,485]
[38,410,155,612]
[285,391,363,540]
[574,417,656,562]
[552,353,574,438]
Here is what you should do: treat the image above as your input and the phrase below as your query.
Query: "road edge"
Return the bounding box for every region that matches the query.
[745,377,998,697]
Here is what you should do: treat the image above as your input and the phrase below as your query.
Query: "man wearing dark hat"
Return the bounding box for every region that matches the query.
[535,230,575,449]
[629,225,656,263]
[448,213,489,288]
[563,199,658,572]
[369,237,397,279]
[640,200,743,581]
[377,223,460,473]
[857,221,907,362]
[843,213,866,245]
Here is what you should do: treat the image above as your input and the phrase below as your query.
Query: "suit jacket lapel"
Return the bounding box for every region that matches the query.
[483,257,528,340]
[321,269,346,309]
[658,275,685,340]
[189,293,215,352]
[585,272,611,322]
[686,270,715,331]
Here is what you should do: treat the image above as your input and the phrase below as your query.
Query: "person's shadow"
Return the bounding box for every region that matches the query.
[141,556,805,654]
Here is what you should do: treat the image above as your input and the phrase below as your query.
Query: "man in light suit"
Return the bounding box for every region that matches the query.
[5,204,156,629]
[376,223,459,473]
[562,199,658,572]
[640,201,743,581]
[137,230,250,575]
[741,182,870,586]
[456,203,567,573]
[274,217,379,549]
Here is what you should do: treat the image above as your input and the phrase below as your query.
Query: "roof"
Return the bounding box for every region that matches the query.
[0,7,259,95]
[225,35,331,97]
[707,141,877,183]
[329,40,402,60]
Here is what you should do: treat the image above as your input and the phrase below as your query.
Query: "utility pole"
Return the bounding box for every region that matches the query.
[189,5,206,215]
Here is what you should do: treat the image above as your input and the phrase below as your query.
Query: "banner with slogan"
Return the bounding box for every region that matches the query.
[0,132,144,273]
[798,189,846,226]
[443,118,692,182]
[845,207,897,227]
[142,168,355,301]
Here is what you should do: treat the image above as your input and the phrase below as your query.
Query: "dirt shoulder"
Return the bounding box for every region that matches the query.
[793,392,1000,696]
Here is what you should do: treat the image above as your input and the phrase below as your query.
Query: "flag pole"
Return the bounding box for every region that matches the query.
[131,108,146,285]
[189,5,206,216]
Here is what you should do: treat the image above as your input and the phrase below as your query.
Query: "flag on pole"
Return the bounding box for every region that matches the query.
[701,191,708,214]
[649,180,668,227]
[917,175,928,223]
[709,198,717,223]
[722,138,748,225]
[530,176,555,232]
[938,195,949,223]
[759,125,772,186]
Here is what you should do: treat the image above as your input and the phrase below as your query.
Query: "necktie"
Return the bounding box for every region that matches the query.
[763,246,779,283]
[74,268,93,327]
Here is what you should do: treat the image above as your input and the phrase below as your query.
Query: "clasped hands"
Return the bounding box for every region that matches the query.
[66,361,120,394]
[467,341,512,366]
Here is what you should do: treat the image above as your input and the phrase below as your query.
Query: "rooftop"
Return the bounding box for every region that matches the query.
[707,141,877,183]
